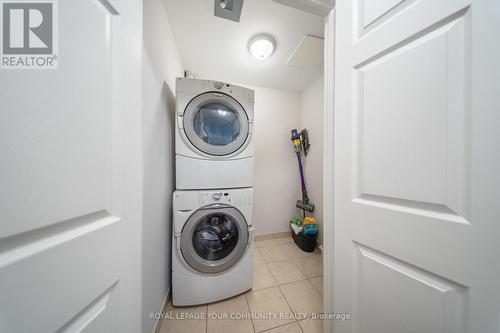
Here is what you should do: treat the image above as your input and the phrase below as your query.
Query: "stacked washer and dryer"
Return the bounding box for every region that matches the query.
[172,78,255,306]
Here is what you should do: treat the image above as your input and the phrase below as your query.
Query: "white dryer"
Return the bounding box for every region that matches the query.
[172,188,254,306]
[175,77,254,189]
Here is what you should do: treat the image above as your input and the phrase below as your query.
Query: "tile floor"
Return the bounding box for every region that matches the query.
[159,236,323,333]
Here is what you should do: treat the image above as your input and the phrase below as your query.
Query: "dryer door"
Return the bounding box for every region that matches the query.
[180,204,249,274]
[183,92,250,156]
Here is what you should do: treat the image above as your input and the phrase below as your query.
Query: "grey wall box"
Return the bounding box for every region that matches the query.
[214,0,244,22]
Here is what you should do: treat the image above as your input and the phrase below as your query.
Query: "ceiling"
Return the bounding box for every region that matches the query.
[164,0,324,92]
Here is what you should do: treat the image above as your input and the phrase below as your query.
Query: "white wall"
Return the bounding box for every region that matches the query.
[142,0,183,332]
[300,76,324,242]
[252,86,302,235]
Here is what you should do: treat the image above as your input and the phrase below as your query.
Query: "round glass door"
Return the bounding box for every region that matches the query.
[181,205,248,274]
[192,212,239,261]
[183,92,249,156]
[193,103,241,146]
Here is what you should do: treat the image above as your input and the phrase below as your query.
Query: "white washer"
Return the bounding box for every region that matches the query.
[172,188,254,306]
[175,77,254,189]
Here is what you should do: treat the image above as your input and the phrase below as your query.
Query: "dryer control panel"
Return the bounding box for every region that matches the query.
[176,77,255,103]
[198,190,253,206]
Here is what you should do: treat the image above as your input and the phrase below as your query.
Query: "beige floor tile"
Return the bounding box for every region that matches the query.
[207,294,254,333]
[268,260,306,285]
[308,277,323,296]
[260,245,289,263]
[165,297,206,311]
[276,237,295,246]
[291,255,323,278]
[281,243,309,258]
[298,318,323,333]
[265,322,302,333]
[159,304,207,333]
[280,280,323,318]
[254,238,277,248]
[254,247,265,264]
[246,286,294,332]
[282,243,320,258]
[253,263,277,290]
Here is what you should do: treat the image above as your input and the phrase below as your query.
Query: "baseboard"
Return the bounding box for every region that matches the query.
[256,231,323,252]
[254,231,290,241]
[153,288,171,333]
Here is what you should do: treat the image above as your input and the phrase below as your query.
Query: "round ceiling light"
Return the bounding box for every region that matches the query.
[248,34,276,60]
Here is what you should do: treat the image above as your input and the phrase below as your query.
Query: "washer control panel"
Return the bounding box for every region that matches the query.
[199,190,253,206]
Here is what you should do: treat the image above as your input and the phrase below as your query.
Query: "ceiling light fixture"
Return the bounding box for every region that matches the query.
[248,34,276,60]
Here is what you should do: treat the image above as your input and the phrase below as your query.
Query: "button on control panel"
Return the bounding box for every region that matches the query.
[200,191,231,205]
[212,192,223,201]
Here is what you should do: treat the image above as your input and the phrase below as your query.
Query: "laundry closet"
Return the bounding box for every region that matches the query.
[142,0,326,332]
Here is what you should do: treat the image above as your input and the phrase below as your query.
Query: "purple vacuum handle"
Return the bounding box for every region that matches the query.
[296,151,307,202]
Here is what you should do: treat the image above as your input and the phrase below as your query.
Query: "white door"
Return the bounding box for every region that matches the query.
[334,0,500,332]
[0,0,143,332]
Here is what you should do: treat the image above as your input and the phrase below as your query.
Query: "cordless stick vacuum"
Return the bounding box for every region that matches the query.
[291,129,314,217]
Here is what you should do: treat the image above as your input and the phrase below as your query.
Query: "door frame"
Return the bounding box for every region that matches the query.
[323,6,336,333]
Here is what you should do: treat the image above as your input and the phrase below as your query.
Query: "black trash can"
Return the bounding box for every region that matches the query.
[293,232,316,252]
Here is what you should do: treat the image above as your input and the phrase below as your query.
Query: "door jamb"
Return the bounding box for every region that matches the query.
[323,7,335,333]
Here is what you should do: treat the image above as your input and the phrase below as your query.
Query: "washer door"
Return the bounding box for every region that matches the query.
[180,204,249,274]
[183,92,249,156]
